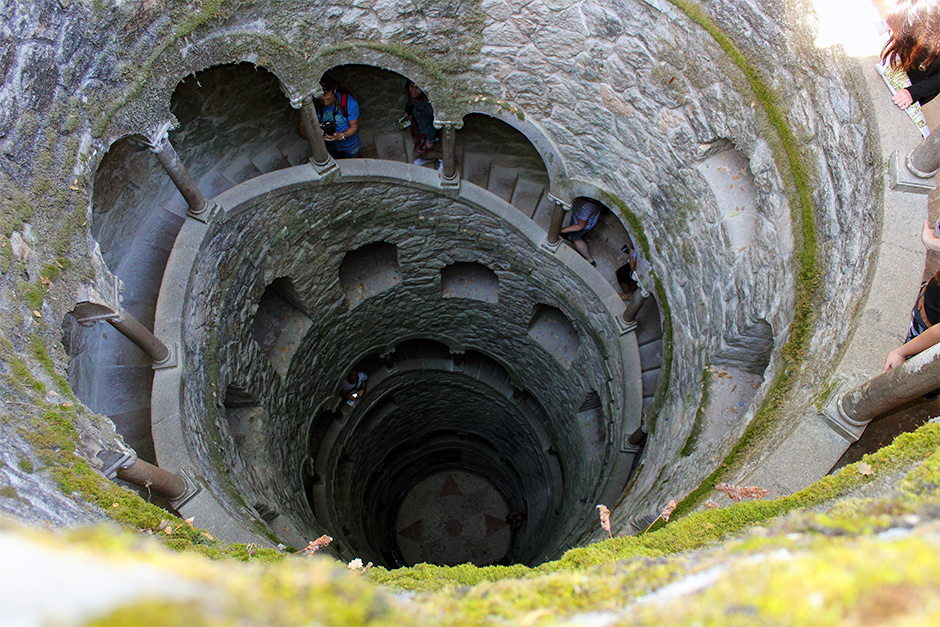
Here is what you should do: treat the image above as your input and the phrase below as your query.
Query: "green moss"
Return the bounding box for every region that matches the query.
[813,379,839,409]
[17,457,34,473]
[680,367,711,457]
[0,190,32,236]
[86,601,213,627]
[8,358,46,394]
[39,257,71,283]
[0,235,12,273]
[651,0,822,517]
[315,40,449,85]
[95,0,260,136]
[373,423,940,592]
[14,280,45,312]
[29,334,74,399]
[0,486,18,499]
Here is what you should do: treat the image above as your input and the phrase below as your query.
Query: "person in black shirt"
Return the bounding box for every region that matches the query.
[882,0,940,109]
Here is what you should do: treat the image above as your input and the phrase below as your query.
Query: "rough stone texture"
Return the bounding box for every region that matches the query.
[0,0,877,559]
[167,176,629,560]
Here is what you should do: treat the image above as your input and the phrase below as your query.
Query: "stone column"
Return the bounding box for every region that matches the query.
[546,196,567,245]
[822,344,940,441]
[148,127,214,221]
[440,122,458,183]
[109,310,172,365]
[72,302,176,368]
[297,95,338,175]
[908,128,940,178]
[622,292,648,325]
[98,450,194,501]
[889,122,940,193]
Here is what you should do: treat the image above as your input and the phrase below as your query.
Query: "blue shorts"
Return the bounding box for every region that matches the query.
[327,137,361,159]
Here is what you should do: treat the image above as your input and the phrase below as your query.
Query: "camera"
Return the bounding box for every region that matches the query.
[321,120,336,135]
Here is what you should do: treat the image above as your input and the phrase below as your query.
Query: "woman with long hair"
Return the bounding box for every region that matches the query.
[882,0,940,109]
[404,81,442,166]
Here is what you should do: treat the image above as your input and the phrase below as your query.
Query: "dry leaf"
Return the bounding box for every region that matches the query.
[164,526,173,535]
[32,310,42,318]
[111,503,120,508]
[184,517,195,529]
[857,462,873,476]
[298,534,333,555]
[703,500,719,509]
[716,483,768,502]
[660,500,677,522]
[596,504,612,538]
[63,402,72,408]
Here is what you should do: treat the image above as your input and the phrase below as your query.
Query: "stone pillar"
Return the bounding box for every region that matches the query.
[546,196,567,245]
[622,292,648,325]
[822,344,940,441]
[889,122,940,194]
[908,129,940,178]
[440,122,458,184]
[297,95,338,175]
[148,127,214,221]
[109,310,172,365]
[98,450,195,502]
[72,302,177,369]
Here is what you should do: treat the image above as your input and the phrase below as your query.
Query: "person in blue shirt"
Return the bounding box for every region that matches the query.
[560,197,603,266]
[316,77,361,158]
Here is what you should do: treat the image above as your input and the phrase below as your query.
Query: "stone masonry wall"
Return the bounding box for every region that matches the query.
[0,0,876,536]
[175,179,627,544]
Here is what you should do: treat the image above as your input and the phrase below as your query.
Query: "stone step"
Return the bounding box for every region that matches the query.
[487,163,518,203]
[461,151,492,188]
[250,145,288,174]
[279,137,311,167]
[221,154,264,186]
[198,168,235,199]
[641,367,661,399]
[531,193,555,232]
[510,172,548,218]
[634,297,662,347]
[638,338,663,371]
[374,130,409,162]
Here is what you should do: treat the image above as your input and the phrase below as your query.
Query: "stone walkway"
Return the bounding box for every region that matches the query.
[739,0,940,495]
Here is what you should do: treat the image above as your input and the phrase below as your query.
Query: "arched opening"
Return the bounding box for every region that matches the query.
[338,242,401,308]
[527,304,580,368]
[441,261,499,303]
[170,63,303,198]
[252,277,312,377]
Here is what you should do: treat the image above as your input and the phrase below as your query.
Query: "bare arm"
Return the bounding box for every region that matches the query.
[883,324,940,372]
[922,219,940,252]
[561,218,587,233]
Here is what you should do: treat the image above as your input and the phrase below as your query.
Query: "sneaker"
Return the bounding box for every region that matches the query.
[413,158,431,166]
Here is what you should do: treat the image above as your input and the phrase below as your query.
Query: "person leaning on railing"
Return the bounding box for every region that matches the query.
[882,0,940,110]
[883,266,940,372]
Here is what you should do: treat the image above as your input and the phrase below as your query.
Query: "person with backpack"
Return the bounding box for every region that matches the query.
[315,77,361,158]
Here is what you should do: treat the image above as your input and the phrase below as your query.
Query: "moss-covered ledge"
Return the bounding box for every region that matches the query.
[4,420,939,625]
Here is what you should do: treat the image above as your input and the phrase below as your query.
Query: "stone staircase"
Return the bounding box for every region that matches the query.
[366,130,557,231]
[84,128,662,470]
[189,127,665,421]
